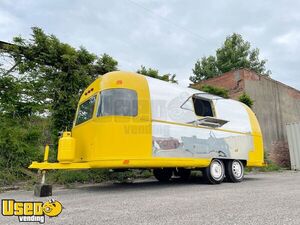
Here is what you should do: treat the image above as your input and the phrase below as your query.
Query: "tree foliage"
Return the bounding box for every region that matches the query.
[137,65,178,83]
[190,33,271,83]
[3,27,118,137]
[239,92,254,108]
[0,117,44,169]
[95,53,118,75]
[200,85,229,98]
[190,56,219,83]
[0,114,48,185]
[0,27,120,184]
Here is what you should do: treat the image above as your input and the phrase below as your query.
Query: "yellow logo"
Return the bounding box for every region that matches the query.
[42,200,62,217]
[1,199,63,223]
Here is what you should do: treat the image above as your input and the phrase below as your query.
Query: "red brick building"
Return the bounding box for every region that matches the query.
[191,69,300,166]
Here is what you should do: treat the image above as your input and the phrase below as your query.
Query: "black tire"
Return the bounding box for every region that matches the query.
[153,168,173,182]
[203,159,225,184]
[177,168,191,181]
[225,160,244,183]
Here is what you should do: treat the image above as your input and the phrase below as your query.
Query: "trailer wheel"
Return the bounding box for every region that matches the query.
[153,168,173,182]
[177,168,191,181]
[203,159,225,184]
[225,160,244,182]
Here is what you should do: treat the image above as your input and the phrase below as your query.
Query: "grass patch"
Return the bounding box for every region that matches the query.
[43,169,153,186]
[47,169,111,185]
[0,169,18,186]
[0,168,39,186]
[258,163,282,172]
[246,163,282,173]
[0,168,153,189]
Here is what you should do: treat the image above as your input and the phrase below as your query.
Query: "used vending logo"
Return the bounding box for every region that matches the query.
[1,199,63,224]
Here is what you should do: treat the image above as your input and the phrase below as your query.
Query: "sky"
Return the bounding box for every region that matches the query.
[1,0,300,88]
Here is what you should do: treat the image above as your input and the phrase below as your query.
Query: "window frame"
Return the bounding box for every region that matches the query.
[180,94,216,118]
[96,88,138,118]
[74,94,97,126]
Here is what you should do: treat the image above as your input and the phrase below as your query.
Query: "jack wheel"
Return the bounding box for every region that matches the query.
[153,168,173,182]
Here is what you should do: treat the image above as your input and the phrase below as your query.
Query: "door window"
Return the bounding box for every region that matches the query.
[75,95,96,125]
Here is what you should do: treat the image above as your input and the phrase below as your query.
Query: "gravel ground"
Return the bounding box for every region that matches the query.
[1,171,299,225]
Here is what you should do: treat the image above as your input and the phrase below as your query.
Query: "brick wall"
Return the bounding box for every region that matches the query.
[191,69,300,167]
[190,70,246,99]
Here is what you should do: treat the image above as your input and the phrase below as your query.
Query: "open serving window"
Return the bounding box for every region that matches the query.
[181,93,228,128]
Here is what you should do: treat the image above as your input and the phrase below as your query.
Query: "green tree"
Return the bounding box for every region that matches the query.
[0,41,47,118]
[239,92,254,108]
[0,74,49,118]
[200,85,229,98]
[0,42,45,184]
[190,33,271,83]
[137,65,178,83]
[0,75,21,115]
[190,56,219,83]
[95,53,118,75]
[5,27,118,137]
[0,28,122,184]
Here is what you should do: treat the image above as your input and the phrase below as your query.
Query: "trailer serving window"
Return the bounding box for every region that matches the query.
[75,95,96,125]
[97,89,138,117]
[192,96,213,117]
[180,95,214,117]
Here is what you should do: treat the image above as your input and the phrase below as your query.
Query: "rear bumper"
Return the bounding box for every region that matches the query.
[246,160,265,167]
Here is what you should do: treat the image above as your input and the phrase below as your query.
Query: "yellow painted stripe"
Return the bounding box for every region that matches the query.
[152,119,251,135]
[29,158,211,170]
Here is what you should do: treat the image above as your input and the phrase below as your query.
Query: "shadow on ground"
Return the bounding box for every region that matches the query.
[76,174,262,193]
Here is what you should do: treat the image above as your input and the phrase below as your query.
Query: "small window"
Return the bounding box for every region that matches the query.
[97,89,138,117]
[192,97,213,117]
[75,96,96,125]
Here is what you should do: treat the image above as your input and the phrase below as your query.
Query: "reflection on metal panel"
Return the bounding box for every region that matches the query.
[145,76,199,123]
[145,75,254,160]
[214,99,252,133]
[152,121,253,160]
[286,123,300,170]
[145,76,252,134]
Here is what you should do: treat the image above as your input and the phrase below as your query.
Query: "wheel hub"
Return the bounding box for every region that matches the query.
[232,161,243,179]
[210,161,223,180]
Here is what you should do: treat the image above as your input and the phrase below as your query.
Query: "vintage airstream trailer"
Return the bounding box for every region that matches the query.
[30,71,264,184]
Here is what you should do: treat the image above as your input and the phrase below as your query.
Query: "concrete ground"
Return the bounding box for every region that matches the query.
[1,171,299,225]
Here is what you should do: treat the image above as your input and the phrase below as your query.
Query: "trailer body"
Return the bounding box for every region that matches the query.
[30,71,264,170]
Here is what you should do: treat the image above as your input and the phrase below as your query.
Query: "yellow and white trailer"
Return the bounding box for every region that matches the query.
[30,71,264,185]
